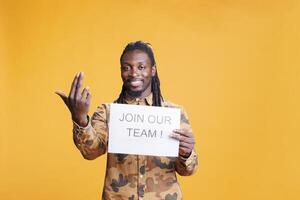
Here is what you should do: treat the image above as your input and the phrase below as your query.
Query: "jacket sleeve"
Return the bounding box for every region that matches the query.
[72,104,109,160]
[175,107,198,176]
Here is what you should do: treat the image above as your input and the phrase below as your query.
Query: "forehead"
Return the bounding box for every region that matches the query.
[121,49,151,65]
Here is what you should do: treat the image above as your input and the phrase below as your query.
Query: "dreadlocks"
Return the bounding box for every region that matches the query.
[116,41,163,106]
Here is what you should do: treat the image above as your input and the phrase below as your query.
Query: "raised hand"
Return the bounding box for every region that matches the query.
[170,128,195,158]
[55,72,91,127]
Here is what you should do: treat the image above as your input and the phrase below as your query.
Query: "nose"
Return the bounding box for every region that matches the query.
[130,66,138,77]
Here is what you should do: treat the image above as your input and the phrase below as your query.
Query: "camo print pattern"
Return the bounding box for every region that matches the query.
[73,93,198,200]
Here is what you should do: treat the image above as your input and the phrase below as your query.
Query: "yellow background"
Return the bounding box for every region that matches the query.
[1,0,300,199]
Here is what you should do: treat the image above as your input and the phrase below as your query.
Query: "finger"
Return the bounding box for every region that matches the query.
[75,72,84,100]
[170,133,195,146]
[170,132,185,140]
[55,90,67,98]
[179,141,194,148]
[69,72,79,100]
[179,146,190,151]
[178,136,195,144]
[173,128,191,134]
[86,92,92,105]
[81,86,89,100]
[55,90,69,105]
[173,129,193,138]
[55,90,72,111]
[169,133,180,140]
[179,147,191,155]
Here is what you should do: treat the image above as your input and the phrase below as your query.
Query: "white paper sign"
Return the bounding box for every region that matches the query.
[108,103,181,157]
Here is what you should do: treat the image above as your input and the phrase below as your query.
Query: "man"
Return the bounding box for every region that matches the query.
[56,41,198,200]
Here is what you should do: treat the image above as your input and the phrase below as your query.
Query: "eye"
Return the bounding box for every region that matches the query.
[138,65,145,70]
[122,65,130,71]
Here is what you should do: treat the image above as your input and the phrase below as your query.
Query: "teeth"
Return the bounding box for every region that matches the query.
[130,80,142,87]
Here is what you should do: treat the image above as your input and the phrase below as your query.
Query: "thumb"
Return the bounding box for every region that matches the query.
[55,90,69,106]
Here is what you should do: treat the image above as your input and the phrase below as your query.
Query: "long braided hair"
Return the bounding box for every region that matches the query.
[116,41,163,106]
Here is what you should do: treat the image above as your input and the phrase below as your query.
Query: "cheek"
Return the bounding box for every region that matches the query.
[142,70,152,78]
[121,71,128,79]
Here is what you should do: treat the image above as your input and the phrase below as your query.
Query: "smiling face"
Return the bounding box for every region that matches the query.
[121,49,156,98]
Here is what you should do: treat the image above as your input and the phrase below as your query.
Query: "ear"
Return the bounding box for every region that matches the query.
[151,65,156,77]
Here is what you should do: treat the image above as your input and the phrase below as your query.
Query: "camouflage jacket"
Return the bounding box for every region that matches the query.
[73,93,198,200]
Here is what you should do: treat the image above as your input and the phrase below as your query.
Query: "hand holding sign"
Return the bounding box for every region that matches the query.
[170,128,195,158]
[55,72,91,127]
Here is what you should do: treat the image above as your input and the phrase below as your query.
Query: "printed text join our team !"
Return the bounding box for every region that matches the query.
[118,112,172,138]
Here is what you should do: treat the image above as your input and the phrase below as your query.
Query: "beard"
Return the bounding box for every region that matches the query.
[126,90,144,97]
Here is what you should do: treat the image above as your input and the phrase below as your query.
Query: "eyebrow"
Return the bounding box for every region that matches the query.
[122,61,146,65]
